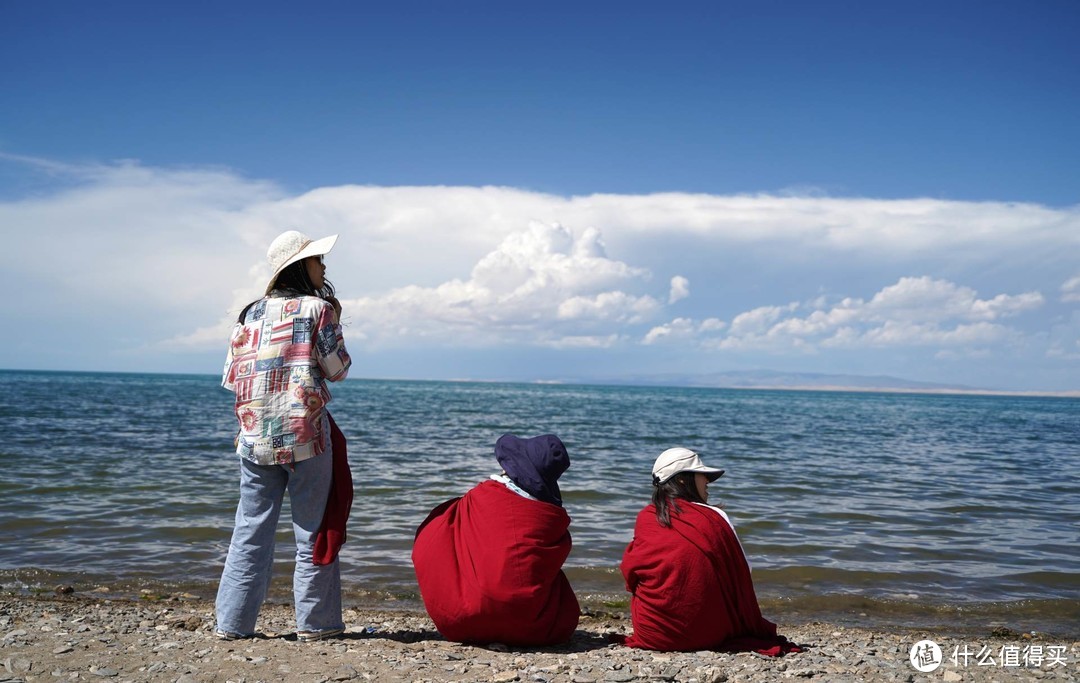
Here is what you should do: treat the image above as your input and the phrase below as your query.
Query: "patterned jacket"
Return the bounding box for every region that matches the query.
[222,294,351,465]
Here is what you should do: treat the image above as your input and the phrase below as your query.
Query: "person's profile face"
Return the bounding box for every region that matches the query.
[305,255,325,289]
[694,473,709,503]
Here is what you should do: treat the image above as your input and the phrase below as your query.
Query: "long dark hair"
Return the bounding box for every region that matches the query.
[652,472,706,528]
[237,259,337,323]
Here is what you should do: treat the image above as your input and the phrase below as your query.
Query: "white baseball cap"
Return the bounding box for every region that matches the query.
[652,447,724,486]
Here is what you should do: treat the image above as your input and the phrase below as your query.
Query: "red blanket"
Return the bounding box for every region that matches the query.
[412,480,580,645]
[620,503,800,655]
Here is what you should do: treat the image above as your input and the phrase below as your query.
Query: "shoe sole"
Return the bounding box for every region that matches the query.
[296,628,344,642]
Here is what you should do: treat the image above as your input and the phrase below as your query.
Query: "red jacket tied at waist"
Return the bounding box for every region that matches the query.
[412,480,580,645]
[620,502,800,655]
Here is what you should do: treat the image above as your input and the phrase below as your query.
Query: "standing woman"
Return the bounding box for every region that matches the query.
[620,448,799,655]
[216,230,352,641]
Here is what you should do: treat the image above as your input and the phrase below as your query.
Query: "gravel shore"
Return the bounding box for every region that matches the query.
[1,592,1076,682]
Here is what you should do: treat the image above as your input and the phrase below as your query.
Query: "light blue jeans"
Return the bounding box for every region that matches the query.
[215,451,343,635]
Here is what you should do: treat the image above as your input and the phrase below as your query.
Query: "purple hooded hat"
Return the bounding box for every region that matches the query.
[494,433,570,507]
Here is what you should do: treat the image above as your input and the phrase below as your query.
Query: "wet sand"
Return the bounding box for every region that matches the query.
[1,591,1077,682]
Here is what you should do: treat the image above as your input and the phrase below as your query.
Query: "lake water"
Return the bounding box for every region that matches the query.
[1,370,1077,635]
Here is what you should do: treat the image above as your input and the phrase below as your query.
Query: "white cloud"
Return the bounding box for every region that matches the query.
[643,317,696,345]
[647,277,1044,354]
[863,277,1044,323]
[1062,275,1080,303]
[3,155,1077,389]
[643,317,726,345]
[343,221,664,348]
[668,275,690,304]
[728,303,800,337]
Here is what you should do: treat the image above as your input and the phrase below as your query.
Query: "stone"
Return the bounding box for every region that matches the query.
[942,671,962,682]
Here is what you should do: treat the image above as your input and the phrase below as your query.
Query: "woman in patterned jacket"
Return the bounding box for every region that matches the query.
[215,229,353,642]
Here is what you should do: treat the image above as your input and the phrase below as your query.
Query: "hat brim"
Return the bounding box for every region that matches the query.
[656,466,724,485]
[702,469,725,482]
[265,234,338,293]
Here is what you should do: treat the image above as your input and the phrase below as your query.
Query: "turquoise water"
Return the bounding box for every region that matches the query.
[0,370,1077,635]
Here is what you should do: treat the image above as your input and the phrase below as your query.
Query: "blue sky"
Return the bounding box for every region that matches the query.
[2,1,1079,391]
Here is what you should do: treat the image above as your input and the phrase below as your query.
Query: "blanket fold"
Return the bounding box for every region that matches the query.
[312,413,353,566]
[620,502,800,655]
[412,480,580,645]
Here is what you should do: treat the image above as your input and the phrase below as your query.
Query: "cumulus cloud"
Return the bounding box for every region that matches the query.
[2,155,1077,387]
[343,221,664,347]
[1062,275,1080,303]
[645,276,1044,354]
[668,276,690,304]
[643,316,725,345]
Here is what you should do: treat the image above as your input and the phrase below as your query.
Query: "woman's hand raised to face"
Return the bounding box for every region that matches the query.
[326,295,342,324]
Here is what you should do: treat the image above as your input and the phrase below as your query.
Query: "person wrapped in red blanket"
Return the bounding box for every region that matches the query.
[412,433,580,646]
[620,447,800,656]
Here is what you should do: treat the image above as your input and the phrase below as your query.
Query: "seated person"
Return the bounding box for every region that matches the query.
[411,433,580,645]
[620,447,800,655]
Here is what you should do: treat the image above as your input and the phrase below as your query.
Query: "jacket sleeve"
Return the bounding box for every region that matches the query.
[313,302,351,381]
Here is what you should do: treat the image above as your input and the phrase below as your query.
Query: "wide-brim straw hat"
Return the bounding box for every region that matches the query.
[265,230,338,294]
[652,447,724,486]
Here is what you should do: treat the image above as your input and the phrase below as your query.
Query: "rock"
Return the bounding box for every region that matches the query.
[52,646,74,654]
[942,671,962,682]
[54,585,74,595]
[89,666,119,677]
[493,671,520,682]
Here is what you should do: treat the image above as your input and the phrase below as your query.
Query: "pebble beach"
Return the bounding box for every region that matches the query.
[2,590,1077,683]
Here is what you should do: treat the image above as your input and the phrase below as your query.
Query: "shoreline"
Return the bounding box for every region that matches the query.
[2,591,1078,682]
[4,572,1078,642]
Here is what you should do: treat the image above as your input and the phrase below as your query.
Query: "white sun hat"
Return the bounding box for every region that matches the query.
[652,447,725,486]
[265,230,338,294]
